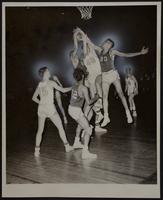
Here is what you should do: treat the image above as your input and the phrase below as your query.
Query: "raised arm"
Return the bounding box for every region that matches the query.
[75,27,102,54]
[32,86,40,104]
[73,30,79,54]
[50,81,71,93]
[70,51,79,68]
[112,46,149,58]
[82,32,102,54]
[82,34,89,57]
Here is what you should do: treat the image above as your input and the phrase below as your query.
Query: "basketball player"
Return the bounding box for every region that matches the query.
[32,67,73,157]
[125,68,138,117]
[73,28,106,132]
[70,47,106,135]
[81,35,148,126]
[53,75,68,124]
[68,67,99,159]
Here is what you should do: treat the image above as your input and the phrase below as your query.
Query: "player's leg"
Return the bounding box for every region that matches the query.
[101,81,111,127]
[55,90,68,124]
[75,102,94,146]
[128,94,133,111]
[113,79,133,123]
[95,74,103,98]
[34,116,46,157]
[130,93,137,117]
[77,115,97,159]
[73,125,84,149]
[50,113,73,152]
[94,75,108,131]
[95,75,104,123]
[85,79,106,132]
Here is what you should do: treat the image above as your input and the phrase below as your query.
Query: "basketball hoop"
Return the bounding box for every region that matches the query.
[77,6,93,20]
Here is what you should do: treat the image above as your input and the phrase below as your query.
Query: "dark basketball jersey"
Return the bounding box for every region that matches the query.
[70,85,85,108]
[99,51,115,72]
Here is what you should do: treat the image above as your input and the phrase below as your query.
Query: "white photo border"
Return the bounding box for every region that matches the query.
[2,1,161,198]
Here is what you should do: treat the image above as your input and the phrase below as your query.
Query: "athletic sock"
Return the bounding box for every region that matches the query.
[34,146,40,157]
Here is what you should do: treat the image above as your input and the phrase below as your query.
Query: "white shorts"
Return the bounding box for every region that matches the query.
[127,87,135,96]
[102,70,120,85]
[68,105,84,121]
[84,58,101,85]
[88,69,101,83]
[38,104,56,118]
[85,78,97,97]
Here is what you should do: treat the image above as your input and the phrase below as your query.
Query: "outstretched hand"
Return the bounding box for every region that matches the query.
[141,46,149,55]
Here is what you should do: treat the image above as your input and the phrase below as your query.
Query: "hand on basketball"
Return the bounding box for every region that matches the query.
[141,46,149,54]
[74,27,86,36]
[73,27,82,34]
[73,27,79,33]
[73,28,82,38]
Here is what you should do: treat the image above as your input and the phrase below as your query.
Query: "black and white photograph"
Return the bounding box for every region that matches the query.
[2,1,161,198]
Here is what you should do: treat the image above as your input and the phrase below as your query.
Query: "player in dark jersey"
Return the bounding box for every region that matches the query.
[81,35,148,126]
[70,50,94,149]
[68,68,99,159]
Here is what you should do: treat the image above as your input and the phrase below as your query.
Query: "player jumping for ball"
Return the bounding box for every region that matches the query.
[73,28,106,132]
[80,34,148,126]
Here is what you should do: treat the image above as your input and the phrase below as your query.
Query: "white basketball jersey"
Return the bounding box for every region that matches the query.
[38,81,54,105]
[83,48,101,75]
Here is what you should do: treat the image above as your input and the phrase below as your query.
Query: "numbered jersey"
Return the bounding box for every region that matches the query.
[98,51,115,72]
[38,81,54,105]
[70,85,84,108]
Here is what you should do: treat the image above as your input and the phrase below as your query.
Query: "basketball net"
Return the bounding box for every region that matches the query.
[77,6,93,20]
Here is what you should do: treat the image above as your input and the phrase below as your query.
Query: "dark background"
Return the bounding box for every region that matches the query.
[5,5,157,142]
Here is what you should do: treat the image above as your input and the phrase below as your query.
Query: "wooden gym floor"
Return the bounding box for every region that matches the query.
[6,111,157,184]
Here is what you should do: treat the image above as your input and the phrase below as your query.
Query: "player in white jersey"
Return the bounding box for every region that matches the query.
[125,68,138,117]
[73,28,106,132]
[82,35,148,126]
[32,66,73,157]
